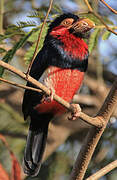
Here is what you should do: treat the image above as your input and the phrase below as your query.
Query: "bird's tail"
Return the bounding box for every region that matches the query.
[23,115,49,177]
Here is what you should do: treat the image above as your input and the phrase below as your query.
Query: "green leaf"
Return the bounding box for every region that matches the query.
[52,4,62,13]
[0,34,5,42]
[88,28,100,53]
[0,31,33,77]
[102,31,111,40]
[28,24,48,42]
[24,24,48,64]
[0,25,25,43]
[0,48,6,53]
[103,16,114,25]
[28,11,45,19]
[24,43,36,64]
[17,21,37,28]
[5,24,24,36]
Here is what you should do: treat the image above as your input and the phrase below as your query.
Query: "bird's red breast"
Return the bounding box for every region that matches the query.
[35,66,84,114]
[35,26,88,115]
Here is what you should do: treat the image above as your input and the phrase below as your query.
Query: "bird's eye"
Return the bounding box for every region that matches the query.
[61,18,74,27]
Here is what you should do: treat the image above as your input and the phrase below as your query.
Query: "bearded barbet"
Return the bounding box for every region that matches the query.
[22,13,95,176]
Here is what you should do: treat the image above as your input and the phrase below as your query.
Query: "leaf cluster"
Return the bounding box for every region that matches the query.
[0,5,62,77]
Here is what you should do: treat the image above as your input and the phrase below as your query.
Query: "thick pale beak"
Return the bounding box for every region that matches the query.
[71,18,95,34]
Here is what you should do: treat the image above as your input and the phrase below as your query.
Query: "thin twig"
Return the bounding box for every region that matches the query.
[0,0,4,34]
[0,60,103,128]
[86,160,117,180]
[100,0,117,14]
[84,0,93,12]
[92,11,117,35]
[0,77,42,93]
[84,0,117,36]
[95,25,117,29]
[26,0,53,75]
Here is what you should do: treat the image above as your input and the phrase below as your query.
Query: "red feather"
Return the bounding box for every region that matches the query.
[35,66,84,114]
[50,26,88,59]
[35,26,88,114]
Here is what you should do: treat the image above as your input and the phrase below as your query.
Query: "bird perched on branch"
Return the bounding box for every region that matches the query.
[22,13,95,177]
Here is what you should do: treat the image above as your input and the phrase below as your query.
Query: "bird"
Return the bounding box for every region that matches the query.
[22,13,95,177]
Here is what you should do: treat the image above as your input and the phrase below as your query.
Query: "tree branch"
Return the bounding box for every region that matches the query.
[0,60,103,128]
[84,0,117,36]
[69,78,117,180]
[0,0,4,34]
[100,0,117,14]
[0,77,41,93]
[26,0,53,75]
[86,160,117,180]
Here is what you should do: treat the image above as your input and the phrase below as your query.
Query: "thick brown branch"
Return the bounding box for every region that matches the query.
[26,0,53,75]
[0,60,103,127]
[100,0,117,14]
[86,160,117,180]
[70,78,117,180]
[98,79,117,120]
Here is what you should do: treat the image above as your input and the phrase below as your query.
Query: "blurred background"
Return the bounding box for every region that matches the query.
[0,0,117,179]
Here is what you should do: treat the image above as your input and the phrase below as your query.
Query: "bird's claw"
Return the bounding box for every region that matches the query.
[42,88,55,103]
[68,104,81,121]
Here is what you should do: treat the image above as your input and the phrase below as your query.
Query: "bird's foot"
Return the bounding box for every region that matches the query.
[68,104,81,121]
[42,88,55,103]
[46,88,55,102]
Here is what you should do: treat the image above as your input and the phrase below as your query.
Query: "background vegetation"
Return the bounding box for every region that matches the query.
[0,0,117,179]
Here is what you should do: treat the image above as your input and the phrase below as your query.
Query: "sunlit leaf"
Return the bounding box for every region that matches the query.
[52,4,62,13]
[0,31,33,77]
[88,28,100,53]
[25,24,48,64]
[28,11,45,19]
[102,31,111,40]
[17,21,37,28]
[0,48,6,53]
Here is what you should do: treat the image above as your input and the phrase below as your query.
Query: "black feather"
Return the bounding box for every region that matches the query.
[23,112,53,177]
[22,13,89,177]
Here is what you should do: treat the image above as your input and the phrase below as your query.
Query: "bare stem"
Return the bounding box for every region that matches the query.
[26,0,53,75]
[86,160,117,180]
[0,0,4,34]
[0,77,41,93]
[100,0,117,14]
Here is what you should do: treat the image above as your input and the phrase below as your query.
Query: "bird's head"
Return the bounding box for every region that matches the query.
[48,13,95,38]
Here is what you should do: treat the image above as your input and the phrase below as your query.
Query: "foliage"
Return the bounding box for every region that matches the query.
[0,1,117,180]
[88,28,101,54]
[24,24,48,64]
[102,31,111,40]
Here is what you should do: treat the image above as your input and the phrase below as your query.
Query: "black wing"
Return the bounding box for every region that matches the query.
[22,46,48,120]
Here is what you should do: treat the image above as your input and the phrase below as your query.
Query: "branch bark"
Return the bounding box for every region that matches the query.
[69,79,117,180]
[100,0,117,14]
[0,60,103,127]
[86,160,117,180]
[84,0,117,35]
[0,0,4,34]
